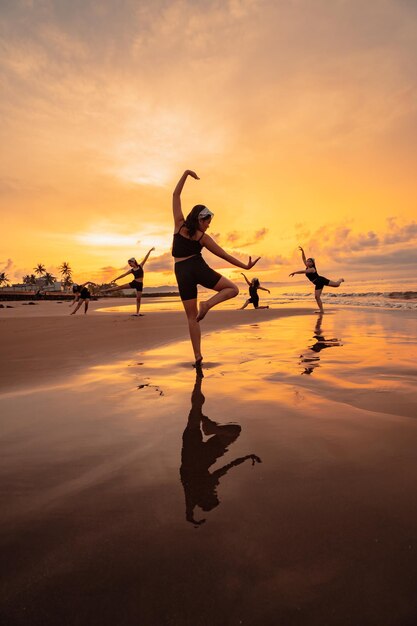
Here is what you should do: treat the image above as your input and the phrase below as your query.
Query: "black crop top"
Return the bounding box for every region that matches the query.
[306,269,319,283]
[172,225,204,258]
[131,265,144,280]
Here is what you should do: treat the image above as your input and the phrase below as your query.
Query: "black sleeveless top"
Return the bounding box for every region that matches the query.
[306,269,319,283]
[131,265,144,280]
[249,284,258,298]
[172,224,204,258]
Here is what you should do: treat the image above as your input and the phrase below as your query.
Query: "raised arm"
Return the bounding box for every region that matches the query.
[203,235,261,270]
[172,170,200,229]
[258,285,270,293]
[299,246,307,266]
[140,247,155,267]
[240,272,251,286]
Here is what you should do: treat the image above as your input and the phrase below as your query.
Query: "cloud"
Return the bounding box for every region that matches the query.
[216,227,269,248]
[0,258,14,273]
[147,252,172,273]
[336,247,417,267]
[384,218,417,244]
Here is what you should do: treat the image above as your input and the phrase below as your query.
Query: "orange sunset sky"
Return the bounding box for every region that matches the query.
[1,0,416,289]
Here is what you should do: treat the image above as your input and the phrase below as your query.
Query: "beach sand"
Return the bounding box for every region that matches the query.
[1,302,417,625]
[0,300,309,392]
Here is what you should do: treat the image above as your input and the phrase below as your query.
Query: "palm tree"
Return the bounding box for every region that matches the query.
[59,261,73,290]
[29,274,37,284]
[34,263,46,277]
[43,272,56,286]
[59,261,72,280]
[0,272,10,287]
[22,274,32,284]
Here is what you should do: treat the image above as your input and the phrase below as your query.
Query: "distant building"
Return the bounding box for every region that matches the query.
[3,279,63,292]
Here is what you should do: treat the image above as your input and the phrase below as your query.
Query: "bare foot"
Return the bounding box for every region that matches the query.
[196,301,209,322]
[339,278,345,283]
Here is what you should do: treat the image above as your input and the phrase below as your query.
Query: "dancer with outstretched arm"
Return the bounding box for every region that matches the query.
[99,248,155,316]
[289,246,344,313]
[172,170,260,367]
[69,282,95,315]
[240,274,270,310]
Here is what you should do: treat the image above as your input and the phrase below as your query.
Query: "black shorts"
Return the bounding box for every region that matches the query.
[129,280,143,292]
[248,296,259,308]
[174,255,222,301]
[80,288,90,299]
[314,277,330,290]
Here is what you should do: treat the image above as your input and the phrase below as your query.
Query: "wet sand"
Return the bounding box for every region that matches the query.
[0,301,309,392]
[1,306,417,625]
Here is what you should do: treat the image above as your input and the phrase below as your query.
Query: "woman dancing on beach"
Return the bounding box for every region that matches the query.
[69,282,95,315]
[172,170,260,366]
[99,248,155,316]
[289,246,344,313]
[239,274,270,310]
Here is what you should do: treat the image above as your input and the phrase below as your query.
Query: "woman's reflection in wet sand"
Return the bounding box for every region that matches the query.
[180,372,261,527]
[300,313,342,375]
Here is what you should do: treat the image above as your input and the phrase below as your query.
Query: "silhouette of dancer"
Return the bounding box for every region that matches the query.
[300,313,342,374]
[240,273,270,309]
[69,282,95,315]
[172,170,261,367]
[289,246,344,313]
[180,372,261,527]
[99,248,155,316]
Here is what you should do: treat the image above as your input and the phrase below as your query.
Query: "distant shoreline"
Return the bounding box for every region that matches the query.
[0,291,179,301]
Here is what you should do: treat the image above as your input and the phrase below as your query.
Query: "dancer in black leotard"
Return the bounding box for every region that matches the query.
[99,248,154,316]
[172,170,261,366]
[70,282,95,315]
[239,273,270,310]
[289,246,344,313]
[180,371,261,526]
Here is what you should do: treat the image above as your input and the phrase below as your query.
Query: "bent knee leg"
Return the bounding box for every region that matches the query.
[231,284,239,297]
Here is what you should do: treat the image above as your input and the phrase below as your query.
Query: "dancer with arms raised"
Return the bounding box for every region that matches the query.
[239,274,270,310]
[289,246,344,313]
[99,248,154,316]
[172,170,260,367]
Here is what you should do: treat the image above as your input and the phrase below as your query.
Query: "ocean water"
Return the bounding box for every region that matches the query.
[97,286,417,315]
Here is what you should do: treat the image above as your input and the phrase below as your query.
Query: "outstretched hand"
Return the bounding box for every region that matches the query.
[185,170,199,179]
[298,245,304,252]
[289,272,295,277]
[250,454,262,465]
[246,256,261,270]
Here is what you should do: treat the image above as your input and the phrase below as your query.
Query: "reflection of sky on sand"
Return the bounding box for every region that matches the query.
[1,309,417,625]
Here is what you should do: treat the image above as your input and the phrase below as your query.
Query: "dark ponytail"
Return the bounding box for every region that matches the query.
[184,204,207,237]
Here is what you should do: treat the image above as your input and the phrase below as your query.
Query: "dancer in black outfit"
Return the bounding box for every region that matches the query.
[172,170,261,366]
[289,246,344,313]
[180,372,262,526]
[240,273,270,309]
[99,248,154,316]
[70,282,95,315]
